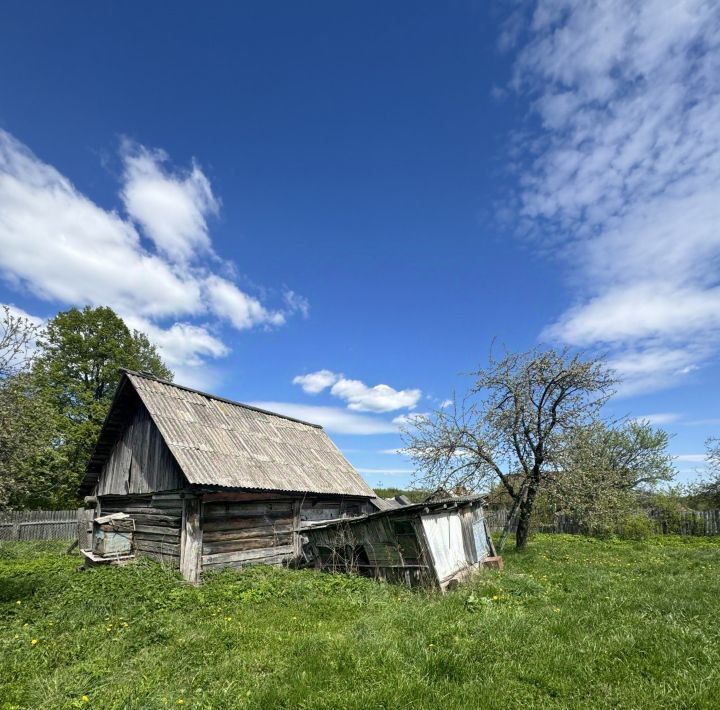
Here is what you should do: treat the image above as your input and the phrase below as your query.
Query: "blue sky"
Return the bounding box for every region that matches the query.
[1,1,719,489]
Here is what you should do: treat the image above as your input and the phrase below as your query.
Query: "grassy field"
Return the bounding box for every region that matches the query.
[1,535,719,709]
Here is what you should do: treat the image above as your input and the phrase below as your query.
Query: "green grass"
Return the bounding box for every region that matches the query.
[1,535,719,709]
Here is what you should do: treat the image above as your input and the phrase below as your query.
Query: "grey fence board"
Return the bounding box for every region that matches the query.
[486,508,720,536]
[0,509,90,541]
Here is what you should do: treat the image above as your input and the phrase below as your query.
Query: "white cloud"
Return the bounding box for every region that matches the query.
[121,141,219,264]
[205,275,285,330]
[0,130,202,319]
[356,468,413,476]
[247,401,399,435]
[439,399,453,409]
[330,378,422,413]
[632,412,682,426]
[293,369,340,394]
[2,303,45,329]
[0,130,307,379]
[392,412,429,428]
[674,454,707,463]
[283,290,310,319]
[123,315,228,369]
[292,369,422,413]
[508,0,720,393]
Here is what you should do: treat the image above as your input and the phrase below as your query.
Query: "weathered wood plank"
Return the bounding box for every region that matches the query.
[134,524,182,536]
[134,540,181,555]
[202,503,293,519]
[202,535,292,555]
[202,550,292,570]
[202,515,292,532]
[135,531,181,544]
[202,544,294,566]
[123,514,181,526]
[100,506,183,517]
[202,524,293,542]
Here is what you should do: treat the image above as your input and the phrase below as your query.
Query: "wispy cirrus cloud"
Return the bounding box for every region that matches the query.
[0,129,307,381]
[631,412,682,426]
[506,0,720,394]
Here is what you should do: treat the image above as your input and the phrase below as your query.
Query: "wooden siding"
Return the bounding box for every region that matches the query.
[97,404,184,496]
[99,493,183,565]
[199,494,372,574]
[298,497,373,527]
[201,499,295,571]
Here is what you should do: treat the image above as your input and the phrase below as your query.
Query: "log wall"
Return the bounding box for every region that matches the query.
[99,492,183,565]
[200,494,374,574]
[201,498,295,571]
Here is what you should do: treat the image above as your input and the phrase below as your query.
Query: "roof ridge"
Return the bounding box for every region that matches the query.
[120,368,323,429]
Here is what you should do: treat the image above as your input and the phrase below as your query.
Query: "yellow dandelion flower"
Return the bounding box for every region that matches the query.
[81,696,90,703]
[31,639,38,645]
[15,600,21,605]
[176,700,184,705]
[492,595,499,600]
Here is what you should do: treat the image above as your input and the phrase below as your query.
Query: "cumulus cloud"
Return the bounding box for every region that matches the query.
[0,129,307,378]
[292,369,422,412]
[508,0,720,393]
[0,130,202,319]
[121,141,219,264]
[330,378,422,413]
[205,275,285,330]
[247,402,399,435]
[293,369,340,394]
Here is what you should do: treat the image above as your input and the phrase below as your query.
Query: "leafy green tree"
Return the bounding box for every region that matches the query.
[547,420,675,534]
[692,438,720,507]
[30,306,172,506]
[0,306,55,510]
[0,372,58,509]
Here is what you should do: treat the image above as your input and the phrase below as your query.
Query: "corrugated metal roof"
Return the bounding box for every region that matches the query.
[102,371,374,498]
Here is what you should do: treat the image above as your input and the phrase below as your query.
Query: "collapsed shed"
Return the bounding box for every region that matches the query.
[79,370,376,582]
[301,496,499,590]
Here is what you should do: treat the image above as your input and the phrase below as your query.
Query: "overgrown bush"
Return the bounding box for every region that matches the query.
[618,513,654,540]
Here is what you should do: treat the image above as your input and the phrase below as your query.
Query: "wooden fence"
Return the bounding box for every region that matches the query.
[486,508,720,536]
[0,509,93,542]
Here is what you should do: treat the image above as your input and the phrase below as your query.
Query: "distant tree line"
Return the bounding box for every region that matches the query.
[0,305,172,510]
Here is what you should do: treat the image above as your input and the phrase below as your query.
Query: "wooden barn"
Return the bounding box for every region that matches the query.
[79,370,377,583]
[300,496,499,590]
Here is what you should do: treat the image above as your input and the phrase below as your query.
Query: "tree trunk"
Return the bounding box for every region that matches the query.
[515,470,540,550]
[515,499,532,550]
